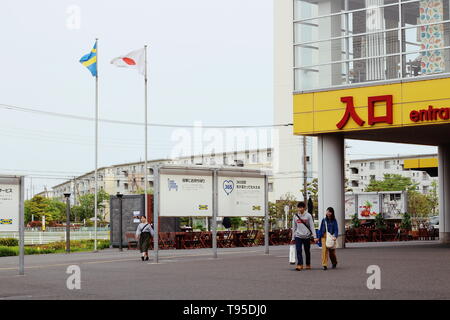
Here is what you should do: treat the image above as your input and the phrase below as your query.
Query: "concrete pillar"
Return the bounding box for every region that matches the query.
[318,135,345,248]
[438,144,450,244]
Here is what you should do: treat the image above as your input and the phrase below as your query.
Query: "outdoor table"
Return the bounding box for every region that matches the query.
[174,232,186,249]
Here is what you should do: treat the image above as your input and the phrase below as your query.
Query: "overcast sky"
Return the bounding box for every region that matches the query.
[0,0,437,196]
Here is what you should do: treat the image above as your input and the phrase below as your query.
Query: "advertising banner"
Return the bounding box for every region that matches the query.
[0,178,20,232]
[357,193,380,219]
[345,194,357,220]
[160,172,213,217]
[380,192,406,219]
[218,176,265,217]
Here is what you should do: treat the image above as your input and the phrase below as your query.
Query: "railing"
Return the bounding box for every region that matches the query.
[24,227,110,232]
[0,231,110,245]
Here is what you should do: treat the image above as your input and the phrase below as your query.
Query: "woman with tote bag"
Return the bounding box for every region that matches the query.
[135,215,155,261]
[318,207,339,270]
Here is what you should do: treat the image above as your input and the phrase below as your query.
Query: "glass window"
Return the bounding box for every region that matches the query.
[294,0,450,92]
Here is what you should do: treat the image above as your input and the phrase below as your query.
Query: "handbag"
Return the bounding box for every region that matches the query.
[325,220,337,249]
[289,245,296,264]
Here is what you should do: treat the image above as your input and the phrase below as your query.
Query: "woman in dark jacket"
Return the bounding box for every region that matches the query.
[318,207,339,270]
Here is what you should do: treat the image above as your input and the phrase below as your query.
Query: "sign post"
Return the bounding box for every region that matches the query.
[64,193,71,253]
[264,174,269,255]
[212,169,218,259]
[19,176,25,275]
[153,166,160,263]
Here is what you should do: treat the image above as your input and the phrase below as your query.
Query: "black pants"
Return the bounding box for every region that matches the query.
[295,237,311,266]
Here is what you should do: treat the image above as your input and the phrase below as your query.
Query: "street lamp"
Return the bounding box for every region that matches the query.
[117,192,123,251]
[63,193,71,253]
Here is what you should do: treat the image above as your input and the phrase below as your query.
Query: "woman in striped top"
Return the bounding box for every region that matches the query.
[135,216,155,261]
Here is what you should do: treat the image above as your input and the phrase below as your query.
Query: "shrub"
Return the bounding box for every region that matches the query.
[0,238,19,247]
[401,212,412,231]
[374,213,387,231]
[0,240,111,257]
[0,246,18,257]
[350,214,361,229]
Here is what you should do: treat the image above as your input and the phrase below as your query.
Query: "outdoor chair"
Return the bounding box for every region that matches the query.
[125,232,138,250]
[418,228,430,240]
[182,232,195,249]
[247,230,259,246]
[159,232,175,249]
[269,229,281,245]
[199,232,212,248]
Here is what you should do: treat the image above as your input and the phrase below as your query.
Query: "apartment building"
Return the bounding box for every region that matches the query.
[347,154,438,194]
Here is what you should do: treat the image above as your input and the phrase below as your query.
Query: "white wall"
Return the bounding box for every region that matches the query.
[273,0,317,202]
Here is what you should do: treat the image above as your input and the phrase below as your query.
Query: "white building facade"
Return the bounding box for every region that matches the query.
[274,0,318,203]
[347,154,438,194]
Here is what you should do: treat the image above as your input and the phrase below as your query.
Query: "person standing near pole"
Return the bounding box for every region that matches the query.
[290,201,317,271]
[135,215,154,261]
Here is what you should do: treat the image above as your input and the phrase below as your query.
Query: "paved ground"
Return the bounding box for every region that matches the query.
[0,241,449,300]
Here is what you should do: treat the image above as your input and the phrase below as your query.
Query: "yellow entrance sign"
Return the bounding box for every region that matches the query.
[404,158,438,169]
[293,77,450,135]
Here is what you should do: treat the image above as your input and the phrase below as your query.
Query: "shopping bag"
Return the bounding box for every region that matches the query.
[289,244,296,264]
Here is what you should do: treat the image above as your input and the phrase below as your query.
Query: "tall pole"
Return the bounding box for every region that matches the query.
[264,173,269,254]
[144,45,148,223]
[64,193,71,253]
[303,136,308,201]
[117,193,123,251]
[153,166,159,263]
[212,169,218,259]
[19,176,25,275]
[94,38,99,252]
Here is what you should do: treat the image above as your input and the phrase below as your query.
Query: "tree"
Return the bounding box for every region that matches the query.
[408,190,434,222]
[268,193,298,230]
[306,179,319,219]
[24,196,66,224]
[427,180,439,216]
[365,174,418,192]
[230,217,243,230]
[131,187,154,195]
[71,189,110,223]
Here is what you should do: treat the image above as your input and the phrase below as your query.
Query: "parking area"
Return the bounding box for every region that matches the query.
[0,241,449,300]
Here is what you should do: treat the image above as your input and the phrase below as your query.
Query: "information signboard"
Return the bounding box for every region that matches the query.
[159,170,213,217]
[218,176,265,217]
[0,177,20,232]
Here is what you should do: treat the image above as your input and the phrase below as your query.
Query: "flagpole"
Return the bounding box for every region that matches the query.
[144,45,148,225]
[94,38,99,252]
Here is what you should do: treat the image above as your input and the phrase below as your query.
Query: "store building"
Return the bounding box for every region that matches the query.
[283,0,450,246]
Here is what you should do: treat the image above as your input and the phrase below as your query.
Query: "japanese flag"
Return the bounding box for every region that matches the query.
[110,48,145,75]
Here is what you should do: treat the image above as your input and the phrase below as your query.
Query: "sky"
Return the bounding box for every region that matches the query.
[0,0,437,196]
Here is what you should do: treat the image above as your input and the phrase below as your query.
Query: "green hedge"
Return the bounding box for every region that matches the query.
[0,240,110,257]
[0,238,19,247]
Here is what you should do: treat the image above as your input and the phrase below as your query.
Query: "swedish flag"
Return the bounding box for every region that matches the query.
[79,41,97,77]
